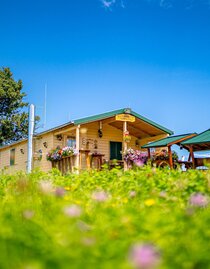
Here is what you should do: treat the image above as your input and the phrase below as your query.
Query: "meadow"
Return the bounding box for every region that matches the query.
[0,166,209,269]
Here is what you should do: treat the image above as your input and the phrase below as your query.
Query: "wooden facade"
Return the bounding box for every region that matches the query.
[0,109,172,174]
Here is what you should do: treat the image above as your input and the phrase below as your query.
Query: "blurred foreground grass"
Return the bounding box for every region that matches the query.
[0,166,210,269]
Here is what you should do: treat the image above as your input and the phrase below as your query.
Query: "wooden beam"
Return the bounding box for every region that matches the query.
[140,134,169,149]
[132,119,166,135]
[123,121,128,171]
[188,152,191,162]
[189,146,195,169]
[109,122,151,138]
[147,148,151,159]
[168,133,197,147]
[127,123,155,137]
[75,125,80,173]
[168,146,173,169]
[54,126,76,135]
[101,117,116,125]
[126,124,151,137]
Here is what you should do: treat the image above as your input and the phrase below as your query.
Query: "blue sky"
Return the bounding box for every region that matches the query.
[1,0,210,138]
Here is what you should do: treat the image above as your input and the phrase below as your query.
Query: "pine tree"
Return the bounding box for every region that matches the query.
[0,67,39,145]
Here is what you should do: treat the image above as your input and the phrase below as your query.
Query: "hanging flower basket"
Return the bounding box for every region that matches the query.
[124,135,131,143]
[124,131,131,143]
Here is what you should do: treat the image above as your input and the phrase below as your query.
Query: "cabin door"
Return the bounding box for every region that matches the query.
[110,142,122,160]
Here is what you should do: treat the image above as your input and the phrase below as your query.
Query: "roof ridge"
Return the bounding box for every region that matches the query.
[73,108,126,123]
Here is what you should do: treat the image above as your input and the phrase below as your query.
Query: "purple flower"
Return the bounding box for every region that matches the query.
[63,205,82,218]
[134,160,144,167]
[129,243,160,269]
[92,190,108,202]
[124,148,148,167]
[55,187,65,197]
[189,193,209,207]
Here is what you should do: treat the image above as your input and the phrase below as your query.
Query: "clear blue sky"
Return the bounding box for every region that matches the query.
[1,0,210,136]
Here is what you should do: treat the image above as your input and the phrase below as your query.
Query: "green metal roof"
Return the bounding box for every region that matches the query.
[74,108,173,135]
[0,108,173,150]
[74,108,125,125]
[182,129,210,145]
[142,133,196,148]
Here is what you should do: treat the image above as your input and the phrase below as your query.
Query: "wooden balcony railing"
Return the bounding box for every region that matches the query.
[51,156,75,174]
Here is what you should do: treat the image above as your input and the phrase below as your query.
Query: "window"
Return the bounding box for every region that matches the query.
[67,136,76,148]
[10,148,15,166]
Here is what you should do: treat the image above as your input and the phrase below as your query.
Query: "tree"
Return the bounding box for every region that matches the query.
[0,67,39,146]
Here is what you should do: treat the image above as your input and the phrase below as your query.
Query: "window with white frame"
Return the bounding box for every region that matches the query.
[67,136,76,148]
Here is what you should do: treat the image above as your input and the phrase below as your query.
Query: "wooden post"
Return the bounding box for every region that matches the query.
[189,146,195,169]
[147,148,151,159]
[168,146,173,169]
[86,152,91,170]
[75,125,80,173]
[123,121,128,171]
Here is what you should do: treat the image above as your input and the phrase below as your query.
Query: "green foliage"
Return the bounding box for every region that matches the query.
[0,167,210,268]
[0,67,39,145]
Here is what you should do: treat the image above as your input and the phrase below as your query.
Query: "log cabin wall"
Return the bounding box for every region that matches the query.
[0,121,169,173]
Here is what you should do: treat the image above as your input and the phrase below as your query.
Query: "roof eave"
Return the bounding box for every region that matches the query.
[131,111,173,135]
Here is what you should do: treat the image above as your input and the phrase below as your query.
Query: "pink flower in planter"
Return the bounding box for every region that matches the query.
[134,160,144,167]
[63,205,82,218]
[189,193,209,207]
[129,243,160,269]
[92,190,108,202]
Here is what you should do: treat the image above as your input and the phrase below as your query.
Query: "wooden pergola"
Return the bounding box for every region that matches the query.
[142,133,197,169]
[181,129,210,169]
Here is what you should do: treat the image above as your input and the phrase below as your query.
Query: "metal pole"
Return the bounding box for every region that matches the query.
[27,104,35,173]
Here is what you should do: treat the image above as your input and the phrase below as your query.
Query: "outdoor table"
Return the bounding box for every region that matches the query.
[90,153,105,170]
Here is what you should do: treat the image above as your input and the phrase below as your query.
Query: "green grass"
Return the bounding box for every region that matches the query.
[0,166,210,269]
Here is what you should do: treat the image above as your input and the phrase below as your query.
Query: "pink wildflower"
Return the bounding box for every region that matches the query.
[92,190,108,202]
[129,191,137,198]
[129,243,160,269]
[189,193,209,207]
[23,210,34,219]
[81,237,96,246]
[39,180,53,194]
[159,191,167,198]
[55,187,65,197]
[63,205,82,218]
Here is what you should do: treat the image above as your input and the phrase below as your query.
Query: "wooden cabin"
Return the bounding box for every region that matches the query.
[0,108,173,174]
